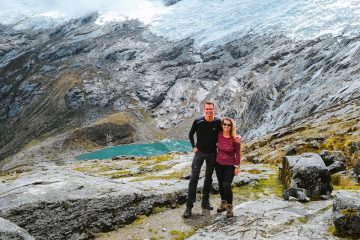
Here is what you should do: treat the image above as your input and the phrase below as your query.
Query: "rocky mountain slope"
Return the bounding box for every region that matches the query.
[1,11,360,163]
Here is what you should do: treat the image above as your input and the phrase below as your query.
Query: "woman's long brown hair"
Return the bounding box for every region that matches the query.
[221,117,237,144]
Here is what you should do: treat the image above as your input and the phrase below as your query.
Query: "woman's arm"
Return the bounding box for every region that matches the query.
[235,139,241,167]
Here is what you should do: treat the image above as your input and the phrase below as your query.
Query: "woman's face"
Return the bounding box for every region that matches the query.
[222,120,232,132]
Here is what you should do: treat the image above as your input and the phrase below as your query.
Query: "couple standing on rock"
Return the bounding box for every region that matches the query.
[183,101,241,219]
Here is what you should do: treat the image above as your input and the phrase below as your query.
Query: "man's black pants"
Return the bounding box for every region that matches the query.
[215,162,235,204]
[186,150,216,208]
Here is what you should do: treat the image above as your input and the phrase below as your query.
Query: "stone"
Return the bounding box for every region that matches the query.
[333,191,360,238]
[64,87,85,110]
[320,150,346,166]
[281,153,332,200]
[350,142,360,155]
[282,187,310,202]
[327,161,346,175]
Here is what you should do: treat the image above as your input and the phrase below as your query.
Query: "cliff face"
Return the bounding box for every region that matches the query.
[0,13,360,160]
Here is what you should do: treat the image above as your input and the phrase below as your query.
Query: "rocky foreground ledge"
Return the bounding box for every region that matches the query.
[1,150,359,240]
[0,155,271,240]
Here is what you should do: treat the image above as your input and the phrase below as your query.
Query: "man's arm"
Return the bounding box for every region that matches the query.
[189,119,197,149]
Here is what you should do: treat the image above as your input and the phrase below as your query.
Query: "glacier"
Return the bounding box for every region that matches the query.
[1,0,360,46]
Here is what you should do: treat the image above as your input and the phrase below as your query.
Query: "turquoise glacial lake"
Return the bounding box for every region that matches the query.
[76,139,192,160]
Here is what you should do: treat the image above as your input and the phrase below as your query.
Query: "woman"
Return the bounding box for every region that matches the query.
[215,117,241,218]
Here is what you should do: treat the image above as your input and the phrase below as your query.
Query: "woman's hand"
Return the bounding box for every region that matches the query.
[235,135,241,144]
[234,166,239,176]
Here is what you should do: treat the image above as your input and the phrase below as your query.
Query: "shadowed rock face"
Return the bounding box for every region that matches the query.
[1,13,360,160]
[281,153,332,200]
[354,159,360,179]
[320,150,346,167]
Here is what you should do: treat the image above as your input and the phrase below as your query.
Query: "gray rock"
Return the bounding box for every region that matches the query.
[0,166,188,240]
[350,142,360,155]
[162,0,183,6]
[333,190,360,238]
[0,217,35,240]
[64,87,85,110]
[282,187,310,202]
[281,153,332,200]
[8,102,22,117]
[327,161,346,175]
[320,150,346,166]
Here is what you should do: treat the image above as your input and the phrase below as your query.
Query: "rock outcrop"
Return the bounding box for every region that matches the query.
[281,153,332,200]
[320,150,346,167]
[333,190,360,238]
[0,156,270,240]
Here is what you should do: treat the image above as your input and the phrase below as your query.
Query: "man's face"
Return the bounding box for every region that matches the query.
[204,104,215,118]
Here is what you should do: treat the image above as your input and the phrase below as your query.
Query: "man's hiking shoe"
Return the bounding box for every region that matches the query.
[217,200,227,213]
[183,207,192,218]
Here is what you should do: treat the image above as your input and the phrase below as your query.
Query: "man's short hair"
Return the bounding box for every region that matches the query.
[204,101,215,107]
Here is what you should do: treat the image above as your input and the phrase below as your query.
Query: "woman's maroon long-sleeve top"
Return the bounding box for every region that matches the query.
[216,132,241,166]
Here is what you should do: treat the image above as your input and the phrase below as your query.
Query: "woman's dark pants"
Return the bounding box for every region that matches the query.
[215,162,235,204]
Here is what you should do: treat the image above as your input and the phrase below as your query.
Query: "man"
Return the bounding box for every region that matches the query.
[183,100,222,218]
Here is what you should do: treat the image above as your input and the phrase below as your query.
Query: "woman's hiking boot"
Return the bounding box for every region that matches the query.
[217,200,227,213]
[201,200,213,210]
[226,204,233,218]
[183,207,192,218]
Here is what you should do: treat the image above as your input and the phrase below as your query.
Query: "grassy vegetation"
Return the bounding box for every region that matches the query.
[134,215,147,225]
[329,224,337,235]
[94,112,132,125]
[71,153,176,179]
[130,169,186,182]
[169,229,196,240]
[331,174,360,191]
[341,208,357,217]
[233,172,285,200]
[243,107,360,188]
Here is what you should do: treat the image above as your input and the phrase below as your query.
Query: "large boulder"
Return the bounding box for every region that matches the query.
[333,191,360,238]
[281,152,332,201]
[0,217,35,240]
[320,150,346,166]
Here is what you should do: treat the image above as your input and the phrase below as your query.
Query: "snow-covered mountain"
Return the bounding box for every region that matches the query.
[0,0,360,160]
[2,0,360,44]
